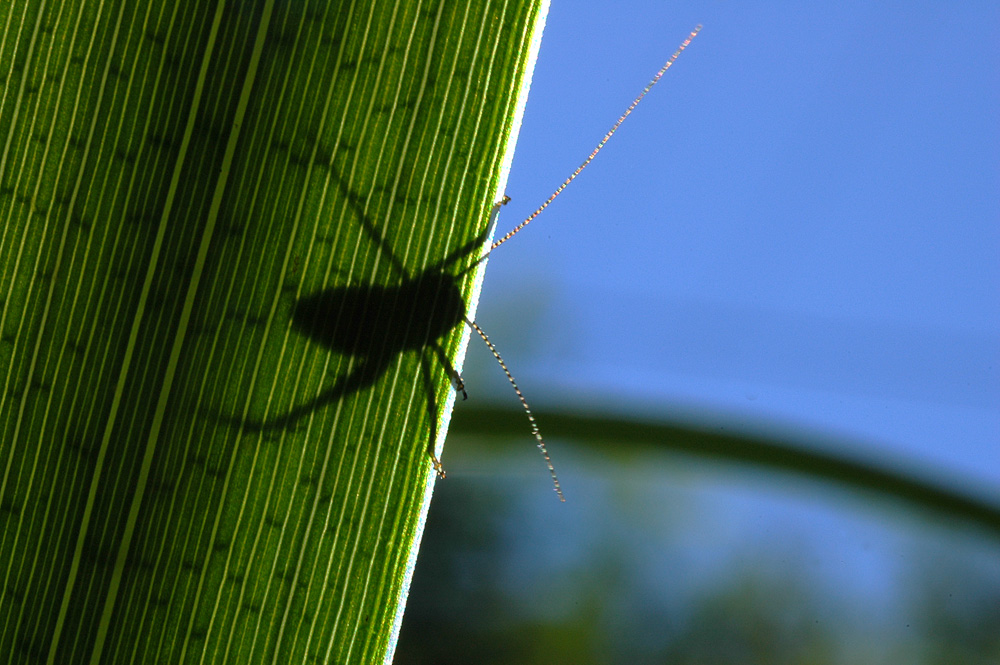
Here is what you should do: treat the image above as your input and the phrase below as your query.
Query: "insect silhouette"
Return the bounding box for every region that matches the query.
[227,26,701,502]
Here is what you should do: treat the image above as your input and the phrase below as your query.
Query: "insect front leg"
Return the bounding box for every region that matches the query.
[430,341,466,400]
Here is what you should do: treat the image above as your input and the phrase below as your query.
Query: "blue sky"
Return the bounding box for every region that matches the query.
[471,2,999,495]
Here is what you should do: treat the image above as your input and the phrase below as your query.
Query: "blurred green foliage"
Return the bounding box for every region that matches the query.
[395,416,1000,664]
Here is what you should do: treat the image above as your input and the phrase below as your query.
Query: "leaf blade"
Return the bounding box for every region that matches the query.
[0,1,544,662]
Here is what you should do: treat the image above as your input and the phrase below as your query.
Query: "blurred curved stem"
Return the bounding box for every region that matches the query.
[450,405,1000,538]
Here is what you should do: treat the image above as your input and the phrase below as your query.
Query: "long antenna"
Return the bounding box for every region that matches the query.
[467,318,565,502]
[463,26,701,501]
[484,25,701,257]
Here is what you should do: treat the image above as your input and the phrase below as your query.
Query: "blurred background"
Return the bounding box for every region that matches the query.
[397,2,999,662]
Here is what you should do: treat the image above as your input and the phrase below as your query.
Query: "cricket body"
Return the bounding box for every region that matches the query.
[471,25,702,500]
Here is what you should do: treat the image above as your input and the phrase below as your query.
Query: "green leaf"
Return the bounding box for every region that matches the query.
[0,0,544,662]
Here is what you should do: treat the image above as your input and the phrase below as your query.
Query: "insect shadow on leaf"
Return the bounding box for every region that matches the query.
[219,162,485,468]
[281,206,488,481]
